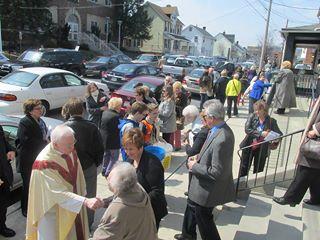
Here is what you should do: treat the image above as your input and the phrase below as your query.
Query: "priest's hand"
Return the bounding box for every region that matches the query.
[84,197,104,210]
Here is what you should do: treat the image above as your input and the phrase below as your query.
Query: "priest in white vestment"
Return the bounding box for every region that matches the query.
[26,125,103,240]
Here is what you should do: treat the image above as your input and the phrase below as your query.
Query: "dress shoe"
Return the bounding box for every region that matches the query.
[273,197,296,207]
[303,199,320,206]
[22,209,27,217]
[0,227,16,237]
[174,233,196,240]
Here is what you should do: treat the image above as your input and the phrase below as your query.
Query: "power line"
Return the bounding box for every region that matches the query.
[262,0,319,10]
[243,0,267,21]
[201,1,256,25]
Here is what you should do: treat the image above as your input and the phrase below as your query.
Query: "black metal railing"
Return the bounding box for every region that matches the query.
[235,128,304,196]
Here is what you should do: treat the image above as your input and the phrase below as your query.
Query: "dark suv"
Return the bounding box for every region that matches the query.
[0,48,85,77]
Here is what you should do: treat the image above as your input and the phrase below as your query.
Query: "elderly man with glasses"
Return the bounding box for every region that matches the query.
[175,100,236,240]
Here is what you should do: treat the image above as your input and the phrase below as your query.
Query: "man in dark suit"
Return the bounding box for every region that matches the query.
[174,100,236,240]
[0,125,16,237]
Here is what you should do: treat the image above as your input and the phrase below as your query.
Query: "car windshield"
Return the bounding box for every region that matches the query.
[113,64,136,74]
[137,55,154,61]
[0,53,8,61]
[0,71,38,87]
[18,51,43,62]
[121,79,157,92]
[89,57,110,63]
[189,69,205,78]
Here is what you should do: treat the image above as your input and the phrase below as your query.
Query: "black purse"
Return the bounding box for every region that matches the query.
[300,137,320,161]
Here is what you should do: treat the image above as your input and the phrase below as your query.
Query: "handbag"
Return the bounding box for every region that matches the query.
[251,136,264,151]
[300,137,320,161]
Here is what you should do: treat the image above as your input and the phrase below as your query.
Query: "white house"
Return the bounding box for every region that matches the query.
[182,25,214,57]
[213,32,246,62]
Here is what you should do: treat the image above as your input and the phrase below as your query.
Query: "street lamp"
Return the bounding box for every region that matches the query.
[117,20,122,49]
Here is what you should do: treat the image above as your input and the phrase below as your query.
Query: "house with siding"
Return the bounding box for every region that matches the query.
[182,25,214,57]
[122,2,190,55]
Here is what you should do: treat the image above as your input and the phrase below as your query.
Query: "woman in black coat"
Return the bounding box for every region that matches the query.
[85,82,109,128]
[16,99,48,216]
[239,100,282,177]
[122,128,167,230]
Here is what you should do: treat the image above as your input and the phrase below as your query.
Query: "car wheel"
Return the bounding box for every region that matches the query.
[41,101,50,116]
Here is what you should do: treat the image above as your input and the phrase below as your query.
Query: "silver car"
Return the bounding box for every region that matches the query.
[0,114,63,190]
[182,68,206,94]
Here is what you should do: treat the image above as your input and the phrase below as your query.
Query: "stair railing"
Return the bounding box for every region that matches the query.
[235,128,304,197]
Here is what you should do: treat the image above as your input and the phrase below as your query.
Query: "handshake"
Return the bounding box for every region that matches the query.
[84,197,105,210]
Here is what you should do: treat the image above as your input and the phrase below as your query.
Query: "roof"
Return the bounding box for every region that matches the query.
[167,33,190,42]
[185,25,214,39]
[224,34,235,43]
[281,23,320,33]
[146,2,171,21]
[20,67,70,75]
[161,5,179,16]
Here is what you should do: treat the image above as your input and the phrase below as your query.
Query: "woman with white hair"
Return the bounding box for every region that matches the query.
[91,162,158,240]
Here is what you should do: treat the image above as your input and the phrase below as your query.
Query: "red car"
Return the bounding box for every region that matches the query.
[111,76,165,114]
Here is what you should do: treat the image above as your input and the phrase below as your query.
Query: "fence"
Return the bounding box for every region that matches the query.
[235,128,304,196]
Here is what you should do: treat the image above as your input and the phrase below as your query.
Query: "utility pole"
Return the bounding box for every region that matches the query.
[117,20,122,49]
[0,16,2,52]
[259,0,272,71]
[281,19,289,63]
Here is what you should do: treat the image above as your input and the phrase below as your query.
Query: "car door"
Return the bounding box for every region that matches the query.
[63,73,87,99]
[2,124,21,189]
[39,73,68,109]
[147,66,158,76]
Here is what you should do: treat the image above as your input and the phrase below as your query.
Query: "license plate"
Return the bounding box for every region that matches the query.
[111,77,117,81]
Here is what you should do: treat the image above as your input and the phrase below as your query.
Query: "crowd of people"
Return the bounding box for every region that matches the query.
[0,59,314,240]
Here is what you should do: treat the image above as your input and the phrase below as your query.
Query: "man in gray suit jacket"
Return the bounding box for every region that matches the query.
[175,100,236,240]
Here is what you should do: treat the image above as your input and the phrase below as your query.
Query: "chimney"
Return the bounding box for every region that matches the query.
[223,31,225,35]
[203,26,206,31]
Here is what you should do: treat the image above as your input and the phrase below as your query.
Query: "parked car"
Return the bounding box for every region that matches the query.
[111,76,164,115]
[132,54,160,66]
[0,52,9,64]
[240,61,256,70]
[0,67,108,115]
[0,48,85,77]
[1,114,63,191]
[84,54,131,78]
[162,57,198,78]
[182,68,206,94]
[101,63,160,91]
[215,61,235,77]
[166,54,185,65]
[294,63,312,70]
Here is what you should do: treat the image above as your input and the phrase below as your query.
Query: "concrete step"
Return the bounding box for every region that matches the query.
[266,187,302,240]
[233,191,272,240]
[302,202,320,240]
[216,191,249,240]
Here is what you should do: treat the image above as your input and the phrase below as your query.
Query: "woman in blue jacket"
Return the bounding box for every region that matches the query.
[248,72,272,113]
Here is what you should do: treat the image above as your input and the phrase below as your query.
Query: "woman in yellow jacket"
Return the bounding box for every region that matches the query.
[226,73,241,118]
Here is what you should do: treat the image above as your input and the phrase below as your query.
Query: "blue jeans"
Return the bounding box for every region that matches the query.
[102,149,120,176]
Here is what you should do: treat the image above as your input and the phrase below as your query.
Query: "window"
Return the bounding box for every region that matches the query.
[91,21,98,29]
[203,38,205,43]
[89,0,98,2]
[64,74,84,86]
[2,125,18,150]
[194,36,198,43]
[40,74,66,88]
[136,67,148,75]
[147,66,158,75]
[189,26,192,32]
[109,57,119,65]
[1,71,38,87]
[105,0,112,6]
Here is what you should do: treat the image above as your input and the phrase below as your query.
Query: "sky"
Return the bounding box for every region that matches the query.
[148,0,319,47]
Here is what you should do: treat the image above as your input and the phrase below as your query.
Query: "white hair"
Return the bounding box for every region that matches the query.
[205,99,225,120]
[182,105,199,118]
[50,124,75,144]
[165,75,173,83]
[108,162,137,195]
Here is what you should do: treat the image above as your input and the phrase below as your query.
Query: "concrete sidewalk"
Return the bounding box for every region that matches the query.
[1,96,311,240]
